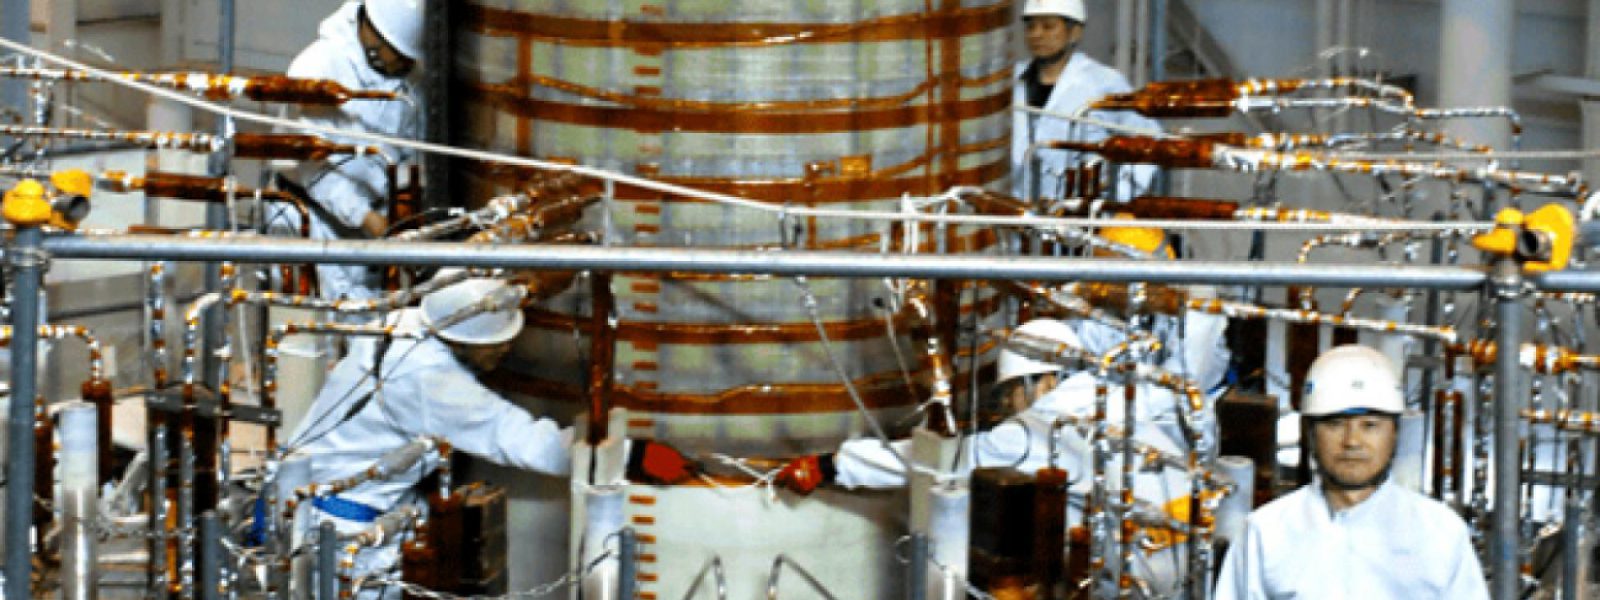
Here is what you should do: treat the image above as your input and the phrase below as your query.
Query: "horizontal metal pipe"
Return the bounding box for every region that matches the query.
[39,234,1499,289]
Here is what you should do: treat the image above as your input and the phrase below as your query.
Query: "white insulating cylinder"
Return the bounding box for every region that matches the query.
[1392,409,1426,493]
[581,484,625,600]
[274,335,329,437]
[58,402,98,600]
[276,454,314,547]
[928,481,970,600]
[1214,455,1255,547]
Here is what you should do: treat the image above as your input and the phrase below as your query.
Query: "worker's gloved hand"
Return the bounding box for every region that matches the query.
[775,453,836,495]
[626,440,697,485]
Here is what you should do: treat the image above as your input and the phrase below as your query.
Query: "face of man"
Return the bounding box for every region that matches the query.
[358,8,416,78]
[1023,16,1084,62]
[450,340,512,373]
[1310,413,1398,490]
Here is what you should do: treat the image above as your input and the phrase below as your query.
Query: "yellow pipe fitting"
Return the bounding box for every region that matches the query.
[3,179,52,226]
[1471,204,1575,272]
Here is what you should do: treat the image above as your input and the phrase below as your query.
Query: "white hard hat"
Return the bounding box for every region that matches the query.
[365,0,424,60]
[1023,0,1087,22]
[421,278,525,345]
[999,318,1082,385]
[1302,344,1404,417]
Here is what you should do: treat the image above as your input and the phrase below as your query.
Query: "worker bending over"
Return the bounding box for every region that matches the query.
[285,277,694,598]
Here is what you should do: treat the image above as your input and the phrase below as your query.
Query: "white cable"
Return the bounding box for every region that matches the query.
[0,35,1500,234]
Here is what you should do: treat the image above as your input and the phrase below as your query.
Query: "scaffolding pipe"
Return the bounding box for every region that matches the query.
[36,235,1500,290]
[1491,258,1525,600]
[198,511,222,600]
[4,225,43,599]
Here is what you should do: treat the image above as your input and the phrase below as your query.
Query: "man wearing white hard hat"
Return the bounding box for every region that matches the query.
[1013,0,1161,202]
[1216,345,1488,600]
[285,277,695,598]
[271,0,424,303]
[771,318,1214,596]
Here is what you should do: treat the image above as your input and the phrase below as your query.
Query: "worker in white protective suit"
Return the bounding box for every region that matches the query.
[1215,345,1488,600]
[272,0,422,302]
[771,314,1229,598]
[284,277,696,598]
[1013,0,1162,203]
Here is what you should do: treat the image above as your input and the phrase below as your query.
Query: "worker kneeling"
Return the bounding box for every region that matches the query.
[285,277,693,598]
[1215,345,1488,599]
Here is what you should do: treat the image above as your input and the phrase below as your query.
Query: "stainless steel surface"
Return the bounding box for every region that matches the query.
[41,234,1502,289]
[4,226,43,599]
[1492,258,1526,600]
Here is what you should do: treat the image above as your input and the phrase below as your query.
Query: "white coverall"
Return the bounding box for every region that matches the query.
[1011,54,1162,202]
[276,1,419,301]
[833,310,1230,596]
[1214,479,1489,600]
[285,308,571,597]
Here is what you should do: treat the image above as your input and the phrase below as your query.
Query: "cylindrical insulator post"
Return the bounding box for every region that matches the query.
[1213,456,1255,549]
[1393,410,1427,492]
[58,402,99,600]
[581,484,625,600]
[928,482,970,600]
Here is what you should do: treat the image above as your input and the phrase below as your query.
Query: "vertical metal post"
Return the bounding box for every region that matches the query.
[203,0,235,389]
[618,527,638,600]
[4,224,44,600]
[0,0,30,149]
[907,533,929,600]
[1491,257,1525,600]
[1148,0,1167,83]
[198,511,222,600]
[421,0,457,215]
[318,521,338,600]
[1562,498,1583,600]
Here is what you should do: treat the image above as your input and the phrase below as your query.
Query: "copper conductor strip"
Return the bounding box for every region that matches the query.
[470,83,1011,134]
[476,143,1007,205]
[485,370,927,415]
[465,3,1011,48]
[484,67,1010,113]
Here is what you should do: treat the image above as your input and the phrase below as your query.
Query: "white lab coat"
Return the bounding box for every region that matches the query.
[1073,309,1233,401]
[1215,479,1488,600]
[276,1,420,302]
[286,308,570,597]
[1011,54,1162,202]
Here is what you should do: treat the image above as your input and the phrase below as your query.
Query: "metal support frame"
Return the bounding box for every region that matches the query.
[618,527,638,600]
[199,511,222,600]
[4,225,44,600]
[318,521,337,600]
[421,0,457,215]
[39,234,1499,289]
[1492,257,1526,600]
[5,230,1600,597]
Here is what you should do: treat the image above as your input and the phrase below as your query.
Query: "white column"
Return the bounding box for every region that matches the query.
[1438,0,1515,150]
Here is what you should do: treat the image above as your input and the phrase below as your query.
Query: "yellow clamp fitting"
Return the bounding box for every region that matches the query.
[1470,204,1575,272]
[1471,208,1523,258]
[1521,203,1575,272]
[3,179,54,227]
